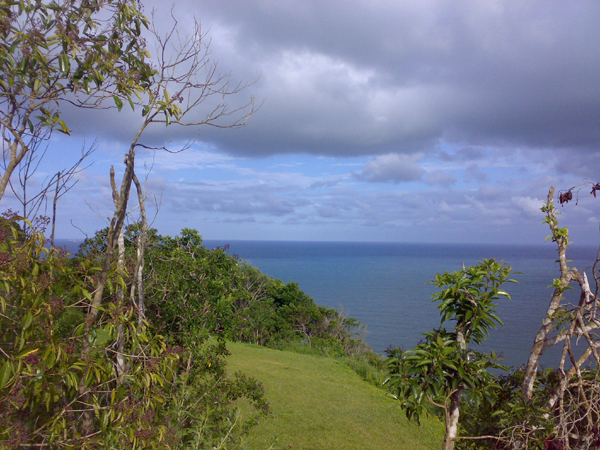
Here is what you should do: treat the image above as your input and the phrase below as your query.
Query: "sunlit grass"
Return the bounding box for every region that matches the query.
[226,341,444,450]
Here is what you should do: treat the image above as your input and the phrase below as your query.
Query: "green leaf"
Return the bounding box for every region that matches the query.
[55,119,71,135]
[58,53,70,75]
[113,95,123,112]
[0,361,13,389]
[22,311,33,330]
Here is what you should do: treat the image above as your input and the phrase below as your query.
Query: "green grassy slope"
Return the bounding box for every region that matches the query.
[226,342,443,450]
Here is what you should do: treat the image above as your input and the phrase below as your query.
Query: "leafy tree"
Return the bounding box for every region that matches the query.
[1,1,266,446]
[0,217,183,448]
[385,259,515,450]
[0,0,154,200]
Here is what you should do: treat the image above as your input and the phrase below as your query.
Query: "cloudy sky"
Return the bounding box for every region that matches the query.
[4,0,600,244]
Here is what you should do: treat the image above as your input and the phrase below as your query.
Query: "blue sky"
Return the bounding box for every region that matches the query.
[3,0,600,244]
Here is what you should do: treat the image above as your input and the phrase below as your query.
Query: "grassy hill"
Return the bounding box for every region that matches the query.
[226,342,444,450]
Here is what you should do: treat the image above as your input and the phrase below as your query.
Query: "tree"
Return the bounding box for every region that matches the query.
[444,186,600,450]
[0,0,155,201]
[1,2,263,447]
[385,259,515,450]
[512,186,600,450]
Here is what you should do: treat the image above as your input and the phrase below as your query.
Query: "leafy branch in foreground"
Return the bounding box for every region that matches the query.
[385,259,515,450]
[0,0,155,201]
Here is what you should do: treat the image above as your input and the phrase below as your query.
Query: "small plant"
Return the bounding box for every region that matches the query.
[385,259,515,450]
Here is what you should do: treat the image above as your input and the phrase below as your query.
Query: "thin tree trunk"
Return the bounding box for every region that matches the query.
[50,172,60,247]
[130,172,147,326]
[78,148,137,436]
[522,187,571,401]
[443,387,464,450]
[111,168,127,380]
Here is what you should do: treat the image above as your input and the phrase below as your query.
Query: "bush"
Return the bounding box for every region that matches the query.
[0,218,268,448]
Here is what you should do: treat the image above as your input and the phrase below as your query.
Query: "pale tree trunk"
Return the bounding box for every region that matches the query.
[0,139,27,201]
[78,145,137,436]
[130,172,147,326]
[50,172,60,247]
[443,386,464,450]
[522,187,571,401]
[111,167,128,380]
[442,329,466,450]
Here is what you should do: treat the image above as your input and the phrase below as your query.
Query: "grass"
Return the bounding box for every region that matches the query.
[226,341,444,450]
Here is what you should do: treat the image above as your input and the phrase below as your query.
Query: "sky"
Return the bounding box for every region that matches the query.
[3,0,600,244]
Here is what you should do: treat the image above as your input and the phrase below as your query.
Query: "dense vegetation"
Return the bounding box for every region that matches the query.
[0,217,376,448]
[77,225,370,358]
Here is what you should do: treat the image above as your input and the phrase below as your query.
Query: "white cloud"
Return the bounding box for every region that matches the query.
[355,153,425,183]
[512,196,544,218]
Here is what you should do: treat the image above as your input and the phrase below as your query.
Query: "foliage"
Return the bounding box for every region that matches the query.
[78,225,368,358]
[385,259,515,450]
[430,259,515,346]
[0,0,155,199]
[0,218,178,448]
[385,330,503,424]
[457,367,558,450]
[0,217,268,449]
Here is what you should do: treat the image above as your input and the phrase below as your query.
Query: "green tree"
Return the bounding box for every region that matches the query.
[0,217,184,448]
[1,1,264,446]
[0,0,154,200]
[385,259,515,450]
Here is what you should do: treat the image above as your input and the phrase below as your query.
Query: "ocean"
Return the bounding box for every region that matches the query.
[57,238,598,370]
[204,240,598,370]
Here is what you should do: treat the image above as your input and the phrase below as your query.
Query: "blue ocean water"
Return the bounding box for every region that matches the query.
[204,240,599,370]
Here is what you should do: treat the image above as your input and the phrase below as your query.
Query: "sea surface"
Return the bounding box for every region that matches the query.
[57,238,599,370]
[204,240,599,370]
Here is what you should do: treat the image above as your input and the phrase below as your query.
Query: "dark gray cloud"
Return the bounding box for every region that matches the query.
[61,0,600,170]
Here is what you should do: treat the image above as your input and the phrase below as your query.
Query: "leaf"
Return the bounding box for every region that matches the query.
[113,95,123,112]
[55,119,71,135]
[18,347,39,359]
[22,311,33,330]
[0,361,13,389]
[58,53,70,75]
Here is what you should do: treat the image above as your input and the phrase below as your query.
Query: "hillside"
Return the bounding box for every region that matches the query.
[226,342,444,450]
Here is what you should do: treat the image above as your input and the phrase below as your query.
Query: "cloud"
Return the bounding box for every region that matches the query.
[26,1,600,245]
[56,0,600,169]
[424,170,457,187]
[440,147,485,162]
[512,196,544,219]
[464,164,487,183]
[355,153,425,183]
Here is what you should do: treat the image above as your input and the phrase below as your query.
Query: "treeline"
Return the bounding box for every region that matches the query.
[77,225,369,357]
